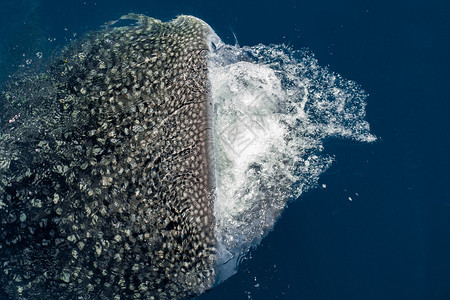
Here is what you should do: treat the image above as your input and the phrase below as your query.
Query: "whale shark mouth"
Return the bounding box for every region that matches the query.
[0,14,375,300]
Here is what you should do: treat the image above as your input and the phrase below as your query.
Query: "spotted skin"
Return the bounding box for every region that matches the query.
[0,14,216,300]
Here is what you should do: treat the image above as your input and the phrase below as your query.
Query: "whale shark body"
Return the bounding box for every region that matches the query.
[0,13,376,300]
[0,15,216,299]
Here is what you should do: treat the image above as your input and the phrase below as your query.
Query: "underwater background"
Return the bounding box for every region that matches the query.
[0,0,449,299]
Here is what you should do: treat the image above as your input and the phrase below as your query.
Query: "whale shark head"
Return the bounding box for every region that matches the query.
[0,14,217,300]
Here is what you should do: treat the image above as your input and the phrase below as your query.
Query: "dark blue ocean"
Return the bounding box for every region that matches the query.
[1,0,449,299]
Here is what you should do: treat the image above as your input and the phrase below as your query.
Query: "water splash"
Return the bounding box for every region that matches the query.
[208,35,376,282]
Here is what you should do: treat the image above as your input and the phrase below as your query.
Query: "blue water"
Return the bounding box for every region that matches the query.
[1,0,449,299]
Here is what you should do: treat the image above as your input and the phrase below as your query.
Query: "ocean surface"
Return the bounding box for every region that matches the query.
[0,0,449,299]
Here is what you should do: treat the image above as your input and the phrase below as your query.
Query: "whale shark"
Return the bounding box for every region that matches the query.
[0,13,376,300]
[0,14,217,300]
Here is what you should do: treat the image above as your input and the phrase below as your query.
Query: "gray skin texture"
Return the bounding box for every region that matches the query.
[0,14,216,300]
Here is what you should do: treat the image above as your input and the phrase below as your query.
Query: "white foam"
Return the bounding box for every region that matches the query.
[207,33,376,283]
